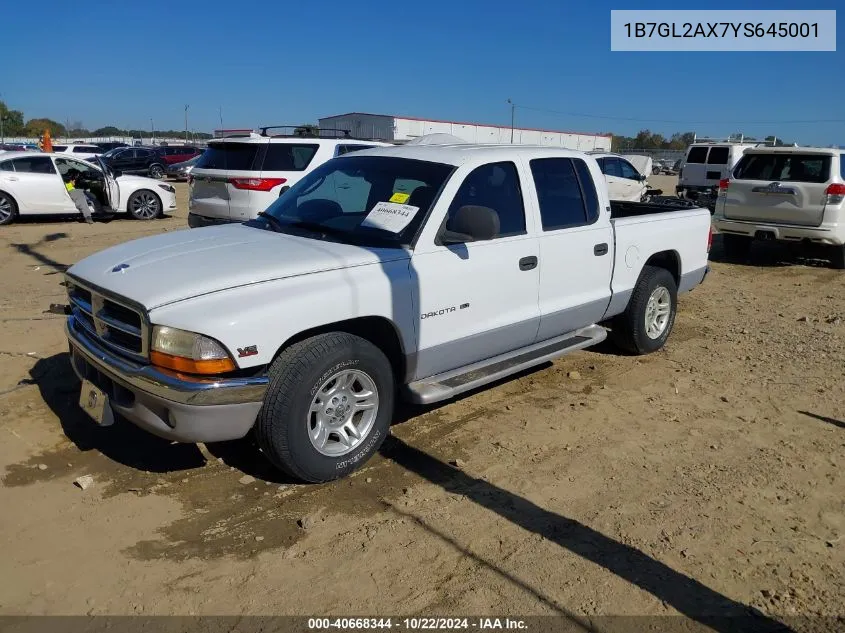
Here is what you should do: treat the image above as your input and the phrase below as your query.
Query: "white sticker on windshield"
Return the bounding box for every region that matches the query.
[360,201,420,233]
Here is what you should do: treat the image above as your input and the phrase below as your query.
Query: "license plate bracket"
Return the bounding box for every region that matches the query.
[79,379,115,426]
[755,230,776,241]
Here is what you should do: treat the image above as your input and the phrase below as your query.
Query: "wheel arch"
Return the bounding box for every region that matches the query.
[273,316,407,383]
[643,249,681,288]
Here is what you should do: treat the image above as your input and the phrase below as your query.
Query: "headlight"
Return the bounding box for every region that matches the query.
[158,184,175,193]
[150,325,235,374]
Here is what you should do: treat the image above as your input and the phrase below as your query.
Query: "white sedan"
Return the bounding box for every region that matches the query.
[0,152,176,225]
[589,152,650,202]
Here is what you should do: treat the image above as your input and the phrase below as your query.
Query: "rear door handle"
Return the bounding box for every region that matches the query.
[594,243,609,256]
[519,256,538,271]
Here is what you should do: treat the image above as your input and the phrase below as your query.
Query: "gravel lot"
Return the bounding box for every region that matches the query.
[1,178,843,624]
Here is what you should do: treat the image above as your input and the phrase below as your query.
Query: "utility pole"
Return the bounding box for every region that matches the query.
[0,116,4,144]
[151,118,155,144]
[184,105,189,144]
[218,106,224,131]
[507,99,515,143]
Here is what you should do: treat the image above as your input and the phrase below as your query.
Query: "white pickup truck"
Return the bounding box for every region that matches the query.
[62,144,711,482]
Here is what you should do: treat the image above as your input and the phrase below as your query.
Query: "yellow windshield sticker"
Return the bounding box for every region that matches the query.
[389,192,410,204]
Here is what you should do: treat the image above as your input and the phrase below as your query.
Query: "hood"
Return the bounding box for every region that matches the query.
[116,174,164,187]
[66,224,409,309]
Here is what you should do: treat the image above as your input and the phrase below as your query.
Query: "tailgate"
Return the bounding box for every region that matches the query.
[190,168,231,221]
[724,153,832,227]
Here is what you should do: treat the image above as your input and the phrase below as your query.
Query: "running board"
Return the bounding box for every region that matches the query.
[404,325,607,405]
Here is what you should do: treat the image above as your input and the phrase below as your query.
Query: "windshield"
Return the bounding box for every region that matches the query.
[254,155,454,247]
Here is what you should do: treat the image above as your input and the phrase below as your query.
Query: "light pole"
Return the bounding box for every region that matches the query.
[184,105,189,144]
[218,106,224,131]
[0,116,5,144]
[150,118,155,144]
[507,99,515,143]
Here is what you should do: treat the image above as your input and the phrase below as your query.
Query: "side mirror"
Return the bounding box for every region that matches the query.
[278,185,290,197]
[639,173,648,182]
[439,205,499,245]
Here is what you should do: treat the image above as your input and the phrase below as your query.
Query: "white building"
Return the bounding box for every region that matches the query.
[317,112,612,151]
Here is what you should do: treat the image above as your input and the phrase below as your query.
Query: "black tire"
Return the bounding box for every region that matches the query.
[722,234,753,262]
[0,191,18,226]
[652,166,660,175]
[611,265,678,355]
[255,332,395,483]
[127,190,162,220]
[149,163,165,179]
[830,245,845,270]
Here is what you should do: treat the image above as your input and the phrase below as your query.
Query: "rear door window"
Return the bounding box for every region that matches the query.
[52,145,68,152]
[733,154,831,183]
[12,156,57,174]
[530,157,596,230]
[0,160,14,171]
[195,143,263,170]
[263,144,319,171]
[707,147,729,165]
[686,147,708,163]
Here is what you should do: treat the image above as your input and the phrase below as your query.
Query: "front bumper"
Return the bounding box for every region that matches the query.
[66,315,268,442]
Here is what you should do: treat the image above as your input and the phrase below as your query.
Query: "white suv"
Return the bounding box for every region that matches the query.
[713,147,845,268]
[51,144,104,161]
[188,129,392,227]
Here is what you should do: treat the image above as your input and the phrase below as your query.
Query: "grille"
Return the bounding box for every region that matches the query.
[67,279,148,360]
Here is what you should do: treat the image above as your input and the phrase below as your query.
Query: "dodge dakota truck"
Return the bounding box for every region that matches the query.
[63,144,711,482]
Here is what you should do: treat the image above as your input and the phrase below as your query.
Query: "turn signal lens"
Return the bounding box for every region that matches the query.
[150,351,235,374]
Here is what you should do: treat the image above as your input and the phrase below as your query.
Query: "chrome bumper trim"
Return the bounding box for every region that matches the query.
[66,315,268,406]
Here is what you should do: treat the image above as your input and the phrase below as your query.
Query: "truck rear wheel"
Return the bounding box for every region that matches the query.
[611,265,678,355]
[255,332,394,483]
[722,234,752,262]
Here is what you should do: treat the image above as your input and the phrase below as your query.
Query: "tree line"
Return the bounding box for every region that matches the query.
[0,101,212,139]
[610,129,791,152]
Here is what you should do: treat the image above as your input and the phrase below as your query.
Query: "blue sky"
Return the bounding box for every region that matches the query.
[2,0,842,145]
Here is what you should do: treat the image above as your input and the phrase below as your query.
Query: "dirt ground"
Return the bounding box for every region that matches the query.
[1,177,843,625]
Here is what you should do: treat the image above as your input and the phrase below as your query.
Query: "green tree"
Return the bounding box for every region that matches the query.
[0,101,25,136]
[23,118,66,137]
[293,123,320,137]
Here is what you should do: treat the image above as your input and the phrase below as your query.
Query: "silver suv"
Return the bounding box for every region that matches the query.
[188,127,392,227]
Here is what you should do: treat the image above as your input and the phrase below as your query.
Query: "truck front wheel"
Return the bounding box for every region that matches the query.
[255,332,394,483]
[611,265,678,355]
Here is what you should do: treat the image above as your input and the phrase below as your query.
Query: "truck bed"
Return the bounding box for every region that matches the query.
[610,196,703,219]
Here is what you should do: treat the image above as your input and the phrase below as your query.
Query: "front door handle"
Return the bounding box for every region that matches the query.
[594,243,609,256]
[519,256,538,271]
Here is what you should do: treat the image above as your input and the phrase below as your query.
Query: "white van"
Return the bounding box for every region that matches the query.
[676,142,758,203]
[188,128,392,228]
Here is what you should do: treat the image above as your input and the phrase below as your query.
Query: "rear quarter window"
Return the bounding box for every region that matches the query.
[195,143,262,171]
[733,154,831,183]
[263,144,319,171]
[686,147,708,163]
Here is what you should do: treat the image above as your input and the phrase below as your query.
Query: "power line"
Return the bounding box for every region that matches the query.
[514,104,845,126]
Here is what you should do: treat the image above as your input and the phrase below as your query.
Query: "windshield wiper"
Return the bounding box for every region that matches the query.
[257,211,285,233]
